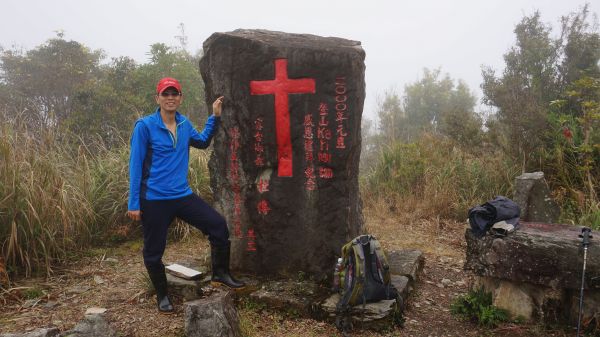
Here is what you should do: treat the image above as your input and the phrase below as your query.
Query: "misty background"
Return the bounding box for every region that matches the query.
[1,0,593,120]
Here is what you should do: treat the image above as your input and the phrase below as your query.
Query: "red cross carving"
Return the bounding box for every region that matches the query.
[250,59,316,177]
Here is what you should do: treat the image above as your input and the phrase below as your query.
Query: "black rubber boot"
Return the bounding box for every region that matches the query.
[211,243,246,289]
[146,265,174,314]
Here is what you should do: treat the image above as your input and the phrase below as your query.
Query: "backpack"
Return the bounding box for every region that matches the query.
[334,235,402,331]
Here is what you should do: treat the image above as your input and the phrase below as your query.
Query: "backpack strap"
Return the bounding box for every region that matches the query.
[370,237,391,283]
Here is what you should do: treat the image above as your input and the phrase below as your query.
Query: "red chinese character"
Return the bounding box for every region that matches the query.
[305,166,316,178]
[337,125,348,137]
[230,162,239,172]
[319,103,328,115]
[254,156,264,167]
[318,152,331,163]
[257,199,271,215]
[320,139,329,152]
[257,178,270,193]
[336,136,346,149]
[319,115,329,127]
[305,151,313,162]
[254,143,264,153]
[319,167,334,179]
[229,127,241,139]
[254,118,264,130]
[336,111,347,122]
[229,139,240,153]
[304,114,314,126]
[304,127,313,139]
[317,127,331,140]
[305,178,316,191]
[254,131,263,143]
[234,224,242,238]
[304,139,313,152]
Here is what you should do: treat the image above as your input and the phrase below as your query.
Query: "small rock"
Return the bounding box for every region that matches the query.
[23,299,38,308]
[414,302,421,308]
[93,275,104,285]
[441,278,452,286]
[0,327,60,337]
[44,301,59,309]
[85,307,107,316]
[104,258,118,263]
[436,283,445,288]
[455,280,466,287]
[65,309,117,337]
[66,285,91,294]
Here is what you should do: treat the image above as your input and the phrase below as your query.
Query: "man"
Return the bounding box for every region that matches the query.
[127,77,245,314]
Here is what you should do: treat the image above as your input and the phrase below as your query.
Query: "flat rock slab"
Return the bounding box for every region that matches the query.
[387,249,424,284]
[321,294,402,331]
[248,279,326,316]
[166,273,203,301]
[0,328,60,337]
[184,289,241,337]
[465,222,600,289]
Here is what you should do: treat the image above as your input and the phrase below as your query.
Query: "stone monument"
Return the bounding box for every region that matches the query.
[200,29,365,279]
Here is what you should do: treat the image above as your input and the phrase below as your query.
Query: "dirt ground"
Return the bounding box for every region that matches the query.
[0,206,577,337]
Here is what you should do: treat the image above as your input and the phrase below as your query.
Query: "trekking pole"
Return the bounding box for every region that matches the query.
[577,227,592,337]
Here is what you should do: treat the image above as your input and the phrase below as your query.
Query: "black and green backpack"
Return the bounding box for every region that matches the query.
[334,235,402,330]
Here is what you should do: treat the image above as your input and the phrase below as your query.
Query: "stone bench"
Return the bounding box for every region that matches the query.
[465,222,600,325]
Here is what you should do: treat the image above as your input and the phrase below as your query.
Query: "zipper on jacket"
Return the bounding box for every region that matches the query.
[168,120,186,148]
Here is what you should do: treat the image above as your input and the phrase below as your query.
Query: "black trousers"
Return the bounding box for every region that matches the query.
[140,193,229,271]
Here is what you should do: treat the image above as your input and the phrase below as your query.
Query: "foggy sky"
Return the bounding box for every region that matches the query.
[0,0,594,120]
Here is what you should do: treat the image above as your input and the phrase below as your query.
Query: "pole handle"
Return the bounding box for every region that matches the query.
[579,227,593,246]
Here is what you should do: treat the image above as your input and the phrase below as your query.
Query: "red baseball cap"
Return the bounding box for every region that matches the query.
[156,77,182,94]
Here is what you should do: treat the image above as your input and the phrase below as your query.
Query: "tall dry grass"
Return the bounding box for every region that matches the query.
[0,122,129,279]
[0,119,212,282]
[361,134,520,220]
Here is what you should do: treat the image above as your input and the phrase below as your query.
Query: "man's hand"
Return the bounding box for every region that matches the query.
[212,96,224,117]
[127,210,142,221]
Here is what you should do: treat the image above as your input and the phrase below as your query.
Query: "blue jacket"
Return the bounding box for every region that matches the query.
[128,108,220,211]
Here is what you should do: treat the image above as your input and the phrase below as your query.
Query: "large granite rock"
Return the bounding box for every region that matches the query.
[200,29,365,279]
[184,290,241,337]
[466,222,600,324]
[465,222,599,290]
[513,172,560,223]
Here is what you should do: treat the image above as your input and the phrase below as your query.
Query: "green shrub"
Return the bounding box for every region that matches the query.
[451,286,509,327]
[362,134,518,219]
[365,142,425,196]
